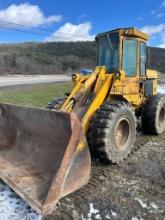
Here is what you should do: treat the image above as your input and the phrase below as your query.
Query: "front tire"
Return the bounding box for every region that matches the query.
[142,95,165,135]
[88,101,136,164]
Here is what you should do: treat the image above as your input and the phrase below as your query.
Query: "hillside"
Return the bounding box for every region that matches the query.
[0,41,164,75]
[0,42,97,75]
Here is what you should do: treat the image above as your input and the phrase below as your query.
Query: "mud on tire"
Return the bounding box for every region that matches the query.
[142,94,165,135]
[88,101,136,164]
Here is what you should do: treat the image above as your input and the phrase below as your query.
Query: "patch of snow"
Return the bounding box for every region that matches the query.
[89,203,99,215]
[0,182,42,220]
[111,210,117,217]
[132,217,145,220]
[131,217,139,220]
[152,142,159,146]
[150,202,159,210]
[158,85,165,94]
[105,214,111,219]
[129,180,138,185]
[135,198,148,209]
[95,213,102,219]
[87,203,101,220]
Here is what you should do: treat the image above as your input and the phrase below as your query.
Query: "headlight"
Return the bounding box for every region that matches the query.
[115,72,121,78]
[72,74,77,81]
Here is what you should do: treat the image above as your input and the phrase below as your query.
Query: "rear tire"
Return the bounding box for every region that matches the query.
[142,95,165,135]
[88,101,136,164]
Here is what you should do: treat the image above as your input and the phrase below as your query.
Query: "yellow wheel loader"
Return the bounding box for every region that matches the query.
[0,28,164,215]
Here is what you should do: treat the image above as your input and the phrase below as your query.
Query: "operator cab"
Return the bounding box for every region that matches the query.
[96,28,149,77]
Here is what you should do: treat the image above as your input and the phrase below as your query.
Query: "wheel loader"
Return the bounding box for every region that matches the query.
[0,28,164,215]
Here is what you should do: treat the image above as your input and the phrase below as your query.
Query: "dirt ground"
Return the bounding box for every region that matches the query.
[44,133,165,220]
[0,128,164,220]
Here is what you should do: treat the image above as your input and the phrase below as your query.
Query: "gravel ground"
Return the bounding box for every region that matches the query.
[0,85,164,220]
[48,134,165,220]
[0,135,164,220]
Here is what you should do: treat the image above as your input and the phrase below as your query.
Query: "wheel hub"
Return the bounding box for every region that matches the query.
[115,118,130,150]
[158,106,165,129]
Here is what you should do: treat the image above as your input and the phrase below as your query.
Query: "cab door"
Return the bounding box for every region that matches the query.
[140,42,146,77]
[122,38,139,94]
[140,42,155,96]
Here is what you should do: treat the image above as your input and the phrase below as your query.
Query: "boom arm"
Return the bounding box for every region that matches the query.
[61,66,113,132]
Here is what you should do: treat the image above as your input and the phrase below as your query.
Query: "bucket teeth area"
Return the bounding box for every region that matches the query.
[0,104,91,214]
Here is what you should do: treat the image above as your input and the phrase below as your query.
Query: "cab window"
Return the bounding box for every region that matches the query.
[140,42,146,76]
[122,39,138,77]
[98,33,119,72]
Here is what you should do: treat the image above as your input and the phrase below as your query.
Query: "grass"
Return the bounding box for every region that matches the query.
[1,74,164,108]
[0,82,73,107]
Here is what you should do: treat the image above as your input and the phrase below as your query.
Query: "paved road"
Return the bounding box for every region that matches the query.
[0,75,71,87]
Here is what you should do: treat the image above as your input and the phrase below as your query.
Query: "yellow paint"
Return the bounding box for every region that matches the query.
[94,66,107,93]
[97,28,149,41]
[61,67,101,112]
[59,27,158,134]
[82,75,113,132]
[77,140,86,152]
[146,69,158,79]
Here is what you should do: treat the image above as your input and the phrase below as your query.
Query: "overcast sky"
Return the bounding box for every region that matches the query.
[0,0,164,47]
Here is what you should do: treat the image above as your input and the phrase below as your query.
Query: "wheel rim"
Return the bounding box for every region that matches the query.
[115,118,130,150]
[158,106,165,129]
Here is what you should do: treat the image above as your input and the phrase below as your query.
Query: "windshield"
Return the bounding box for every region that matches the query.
[98,33,119,72]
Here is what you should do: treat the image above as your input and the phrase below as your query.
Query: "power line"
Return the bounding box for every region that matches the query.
[0,20,89,39]
[0,20,92,41]
[0,25,74,41]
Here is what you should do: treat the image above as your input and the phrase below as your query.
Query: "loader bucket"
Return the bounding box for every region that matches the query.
[0,103,91,215]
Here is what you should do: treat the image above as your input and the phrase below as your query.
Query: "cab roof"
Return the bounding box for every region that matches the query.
[96,27,149,41]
